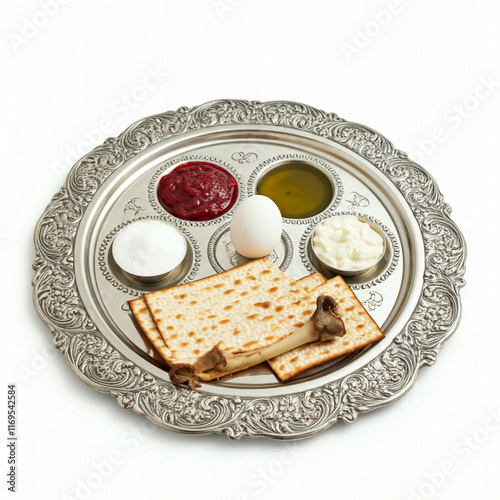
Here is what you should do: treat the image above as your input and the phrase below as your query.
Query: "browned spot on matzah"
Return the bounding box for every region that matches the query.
[175,314,182,319]
[190,300,197,305]
[243,341,258,348]
[224,289,235,295]
[219,319,230,324]
[143,258,308,367]
[275,305,284,312]
[188,331,195,337]
[234,279,242,285]
[260,269,272,274]
[301,309,313,316]
[247,313,259,320]
[268,286,278,293]
[196,338,204,343]
[181,342,188,347]
[290,356,298,363]
[255,301,271,309]
[167,325,174,331]
[261,315,273,321]
[293,322,304,328]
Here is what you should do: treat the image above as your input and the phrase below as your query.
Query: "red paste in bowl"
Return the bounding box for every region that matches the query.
[157,162,238,221]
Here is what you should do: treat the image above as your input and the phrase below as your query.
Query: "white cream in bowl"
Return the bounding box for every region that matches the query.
[312,215,385,274]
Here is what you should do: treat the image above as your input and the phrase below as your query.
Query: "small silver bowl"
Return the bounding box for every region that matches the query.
[119,266,181,286]
[311,215,386,277]
[111,220,188,285]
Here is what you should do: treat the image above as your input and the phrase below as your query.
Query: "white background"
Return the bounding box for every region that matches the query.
[2,1,498,499]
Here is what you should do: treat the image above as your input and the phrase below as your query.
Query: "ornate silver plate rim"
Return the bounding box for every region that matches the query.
[32,99,466,440]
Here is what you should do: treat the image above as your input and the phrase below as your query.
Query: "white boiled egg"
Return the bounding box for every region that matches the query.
[230,195,283,258]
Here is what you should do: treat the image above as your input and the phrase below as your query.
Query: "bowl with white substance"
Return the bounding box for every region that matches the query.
[311,215,386,277]
[111,220,188,284]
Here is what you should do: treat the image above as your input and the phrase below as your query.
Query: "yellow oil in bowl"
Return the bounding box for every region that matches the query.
[256,162,333,218]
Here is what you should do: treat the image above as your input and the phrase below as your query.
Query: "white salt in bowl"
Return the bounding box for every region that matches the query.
[112,220,187,284]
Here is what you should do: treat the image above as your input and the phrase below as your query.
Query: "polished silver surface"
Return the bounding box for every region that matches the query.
[32,99,466,440]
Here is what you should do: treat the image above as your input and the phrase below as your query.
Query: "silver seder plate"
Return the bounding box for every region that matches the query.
[32,99,466,440]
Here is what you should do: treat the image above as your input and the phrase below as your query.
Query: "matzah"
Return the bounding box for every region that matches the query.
[143,258,307,365]
[268,275,384,381]
[129,270,325,366]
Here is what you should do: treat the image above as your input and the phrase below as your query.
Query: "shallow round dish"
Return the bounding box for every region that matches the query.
[111,220,187,284]
[311,215,387,277]
[32,99,466,440]
[256,161,334,218]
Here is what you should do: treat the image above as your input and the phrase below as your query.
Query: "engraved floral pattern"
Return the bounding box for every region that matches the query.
[344,191,370,210]
[231,151,258,163]
[33,99,466,440]
[362,291,384,311]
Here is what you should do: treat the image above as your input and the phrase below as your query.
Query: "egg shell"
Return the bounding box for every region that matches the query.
[230,195,283,258]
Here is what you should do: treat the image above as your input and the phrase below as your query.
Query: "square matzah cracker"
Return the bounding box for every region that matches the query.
[268,276,384,381]
[144,258,307,365]
[129,271,325,366]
